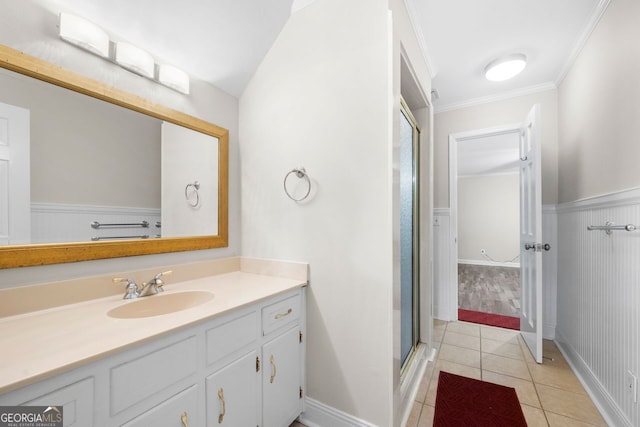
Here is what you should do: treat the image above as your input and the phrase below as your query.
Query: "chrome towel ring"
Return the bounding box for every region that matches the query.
[284,167,311,202]
[185,181,200,207]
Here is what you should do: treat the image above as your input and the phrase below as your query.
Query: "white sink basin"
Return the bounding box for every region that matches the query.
[107,291,214,319]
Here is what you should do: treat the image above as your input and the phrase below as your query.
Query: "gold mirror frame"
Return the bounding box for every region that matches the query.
[0,45,228,269]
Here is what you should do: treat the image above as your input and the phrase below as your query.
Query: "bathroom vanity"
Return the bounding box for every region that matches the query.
[0,258,307,427]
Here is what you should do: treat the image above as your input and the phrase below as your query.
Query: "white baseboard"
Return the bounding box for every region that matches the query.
[555,330,633,427]
[543,323,556,340]
[458,259,520,268]
[299,398,378,427]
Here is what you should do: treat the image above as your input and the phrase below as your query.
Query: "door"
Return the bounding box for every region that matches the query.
[400,99,420,373]
[262,326,301,427]
[0,102,30,245]
[161,121,218,237]
[519,104,543,363]
[206,350,259,426]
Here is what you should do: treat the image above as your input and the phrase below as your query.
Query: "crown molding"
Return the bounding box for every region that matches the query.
[434,82,557,114]
[555,0,611,86]
[403,0,436,78]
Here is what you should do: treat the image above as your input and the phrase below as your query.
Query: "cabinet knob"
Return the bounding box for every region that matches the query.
[180,412,188,427]
[218,388,226,424]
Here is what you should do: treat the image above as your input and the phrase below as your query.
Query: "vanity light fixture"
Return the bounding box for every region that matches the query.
[158,64,190,94]
[484,54,527,82]
[58,12,191,95]
[59,12,110,58]
[115,42,155,79]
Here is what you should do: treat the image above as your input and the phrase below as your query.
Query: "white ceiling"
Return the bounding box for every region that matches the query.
[40,0,607,107]
[409,0,606,112]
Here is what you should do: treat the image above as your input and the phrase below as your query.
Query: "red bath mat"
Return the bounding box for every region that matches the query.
[434,371,527,427]
[458,309,520,330]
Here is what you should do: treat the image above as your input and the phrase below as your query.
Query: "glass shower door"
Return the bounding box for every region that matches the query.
[400,101,420,372]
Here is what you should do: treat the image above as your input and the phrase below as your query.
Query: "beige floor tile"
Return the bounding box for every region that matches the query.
[482,337,524,360]
[528,361,586,395]
[482,353,531,380]
[405,401,422,427]
[432,327,445,343]
[438,343,481,368]
[435,359,482,379]
[482,370,541,408]
[521,404,549,427]
[446,321,480,337]
[546,411,604,427]
[481,325,520,343]
[537,384,606,426]
[443,330,481,351]
[417,404,434,427]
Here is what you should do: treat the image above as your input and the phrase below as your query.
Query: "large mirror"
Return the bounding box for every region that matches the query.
[0,44,229,268]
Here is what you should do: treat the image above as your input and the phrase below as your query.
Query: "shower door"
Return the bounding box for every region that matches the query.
[400,100,420,373]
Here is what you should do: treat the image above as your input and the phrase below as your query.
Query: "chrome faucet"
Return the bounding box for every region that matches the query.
[113,277,140,300]
[139,270,173,297]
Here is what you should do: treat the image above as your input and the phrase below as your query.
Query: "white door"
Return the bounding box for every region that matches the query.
[519,104,543,363]
[0,102,30,245]
[161,121,218,237]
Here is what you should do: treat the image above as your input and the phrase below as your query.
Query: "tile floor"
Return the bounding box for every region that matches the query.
[408,320,607,427]
[290,320,607,427]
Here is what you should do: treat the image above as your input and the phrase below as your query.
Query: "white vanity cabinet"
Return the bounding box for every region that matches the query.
[261,293,304,427]
[0,285,305,427]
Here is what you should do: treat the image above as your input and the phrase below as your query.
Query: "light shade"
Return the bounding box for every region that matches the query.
[158,64,190,94]
[115,42,155,78]
[59,13,110,58]
[485,54,527,82]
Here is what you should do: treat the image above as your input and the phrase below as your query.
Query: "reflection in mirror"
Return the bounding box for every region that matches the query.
[0,67,219,244]
[0,44,228,268]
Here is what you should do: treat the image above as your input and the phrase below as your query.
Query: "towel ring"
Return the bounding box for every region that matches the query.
[185,181,200,207]
[284,167,311,202]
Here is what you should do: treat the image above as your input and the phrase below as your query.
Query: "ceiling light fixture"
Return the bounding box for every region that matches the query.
[59,12,110,58]
[484,54,527,82]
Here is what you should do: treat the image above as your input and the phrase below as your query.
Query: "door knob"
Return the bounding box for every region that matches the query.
[524,243,551,252]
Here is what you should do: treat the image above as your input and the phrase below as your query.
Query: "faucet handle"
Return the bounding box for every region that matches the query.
[113,277,139,299]
[153,270,173,291]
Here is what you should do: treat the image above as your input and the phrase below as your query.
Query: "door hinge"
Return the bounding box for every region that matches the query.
[299,331,303,343]
[299,387,303,399]
[256,356,260,372]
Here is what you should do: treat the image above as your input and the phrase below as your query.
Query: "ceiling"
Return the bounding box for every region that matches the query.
[39,0,607,107]
[408,0,606,112]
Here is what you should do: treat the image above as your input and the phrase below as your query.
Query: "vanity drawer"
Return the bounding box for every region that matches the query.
[206,310,258,366]
[262,293,301,336]
[110,336,197,415]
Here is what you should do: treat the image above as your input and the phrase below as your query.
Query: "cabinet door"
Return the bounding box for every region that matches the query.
[262,326,301,427]
[121,385,198,427]
[206,350,259,426]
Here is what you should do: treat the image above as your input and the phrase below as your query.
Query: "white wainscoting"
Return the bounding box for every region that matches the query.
[433,206,557,340]
[433,208,453,320]
[31,203,161,243]
[555,188,640,427]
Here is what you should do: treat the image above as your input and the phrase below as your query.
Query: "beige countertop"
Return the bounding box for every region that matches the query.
[0,267,306,395]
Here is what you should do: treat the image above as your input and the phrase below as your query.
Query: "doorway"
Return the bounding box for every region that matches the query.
[449,124,522,328]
